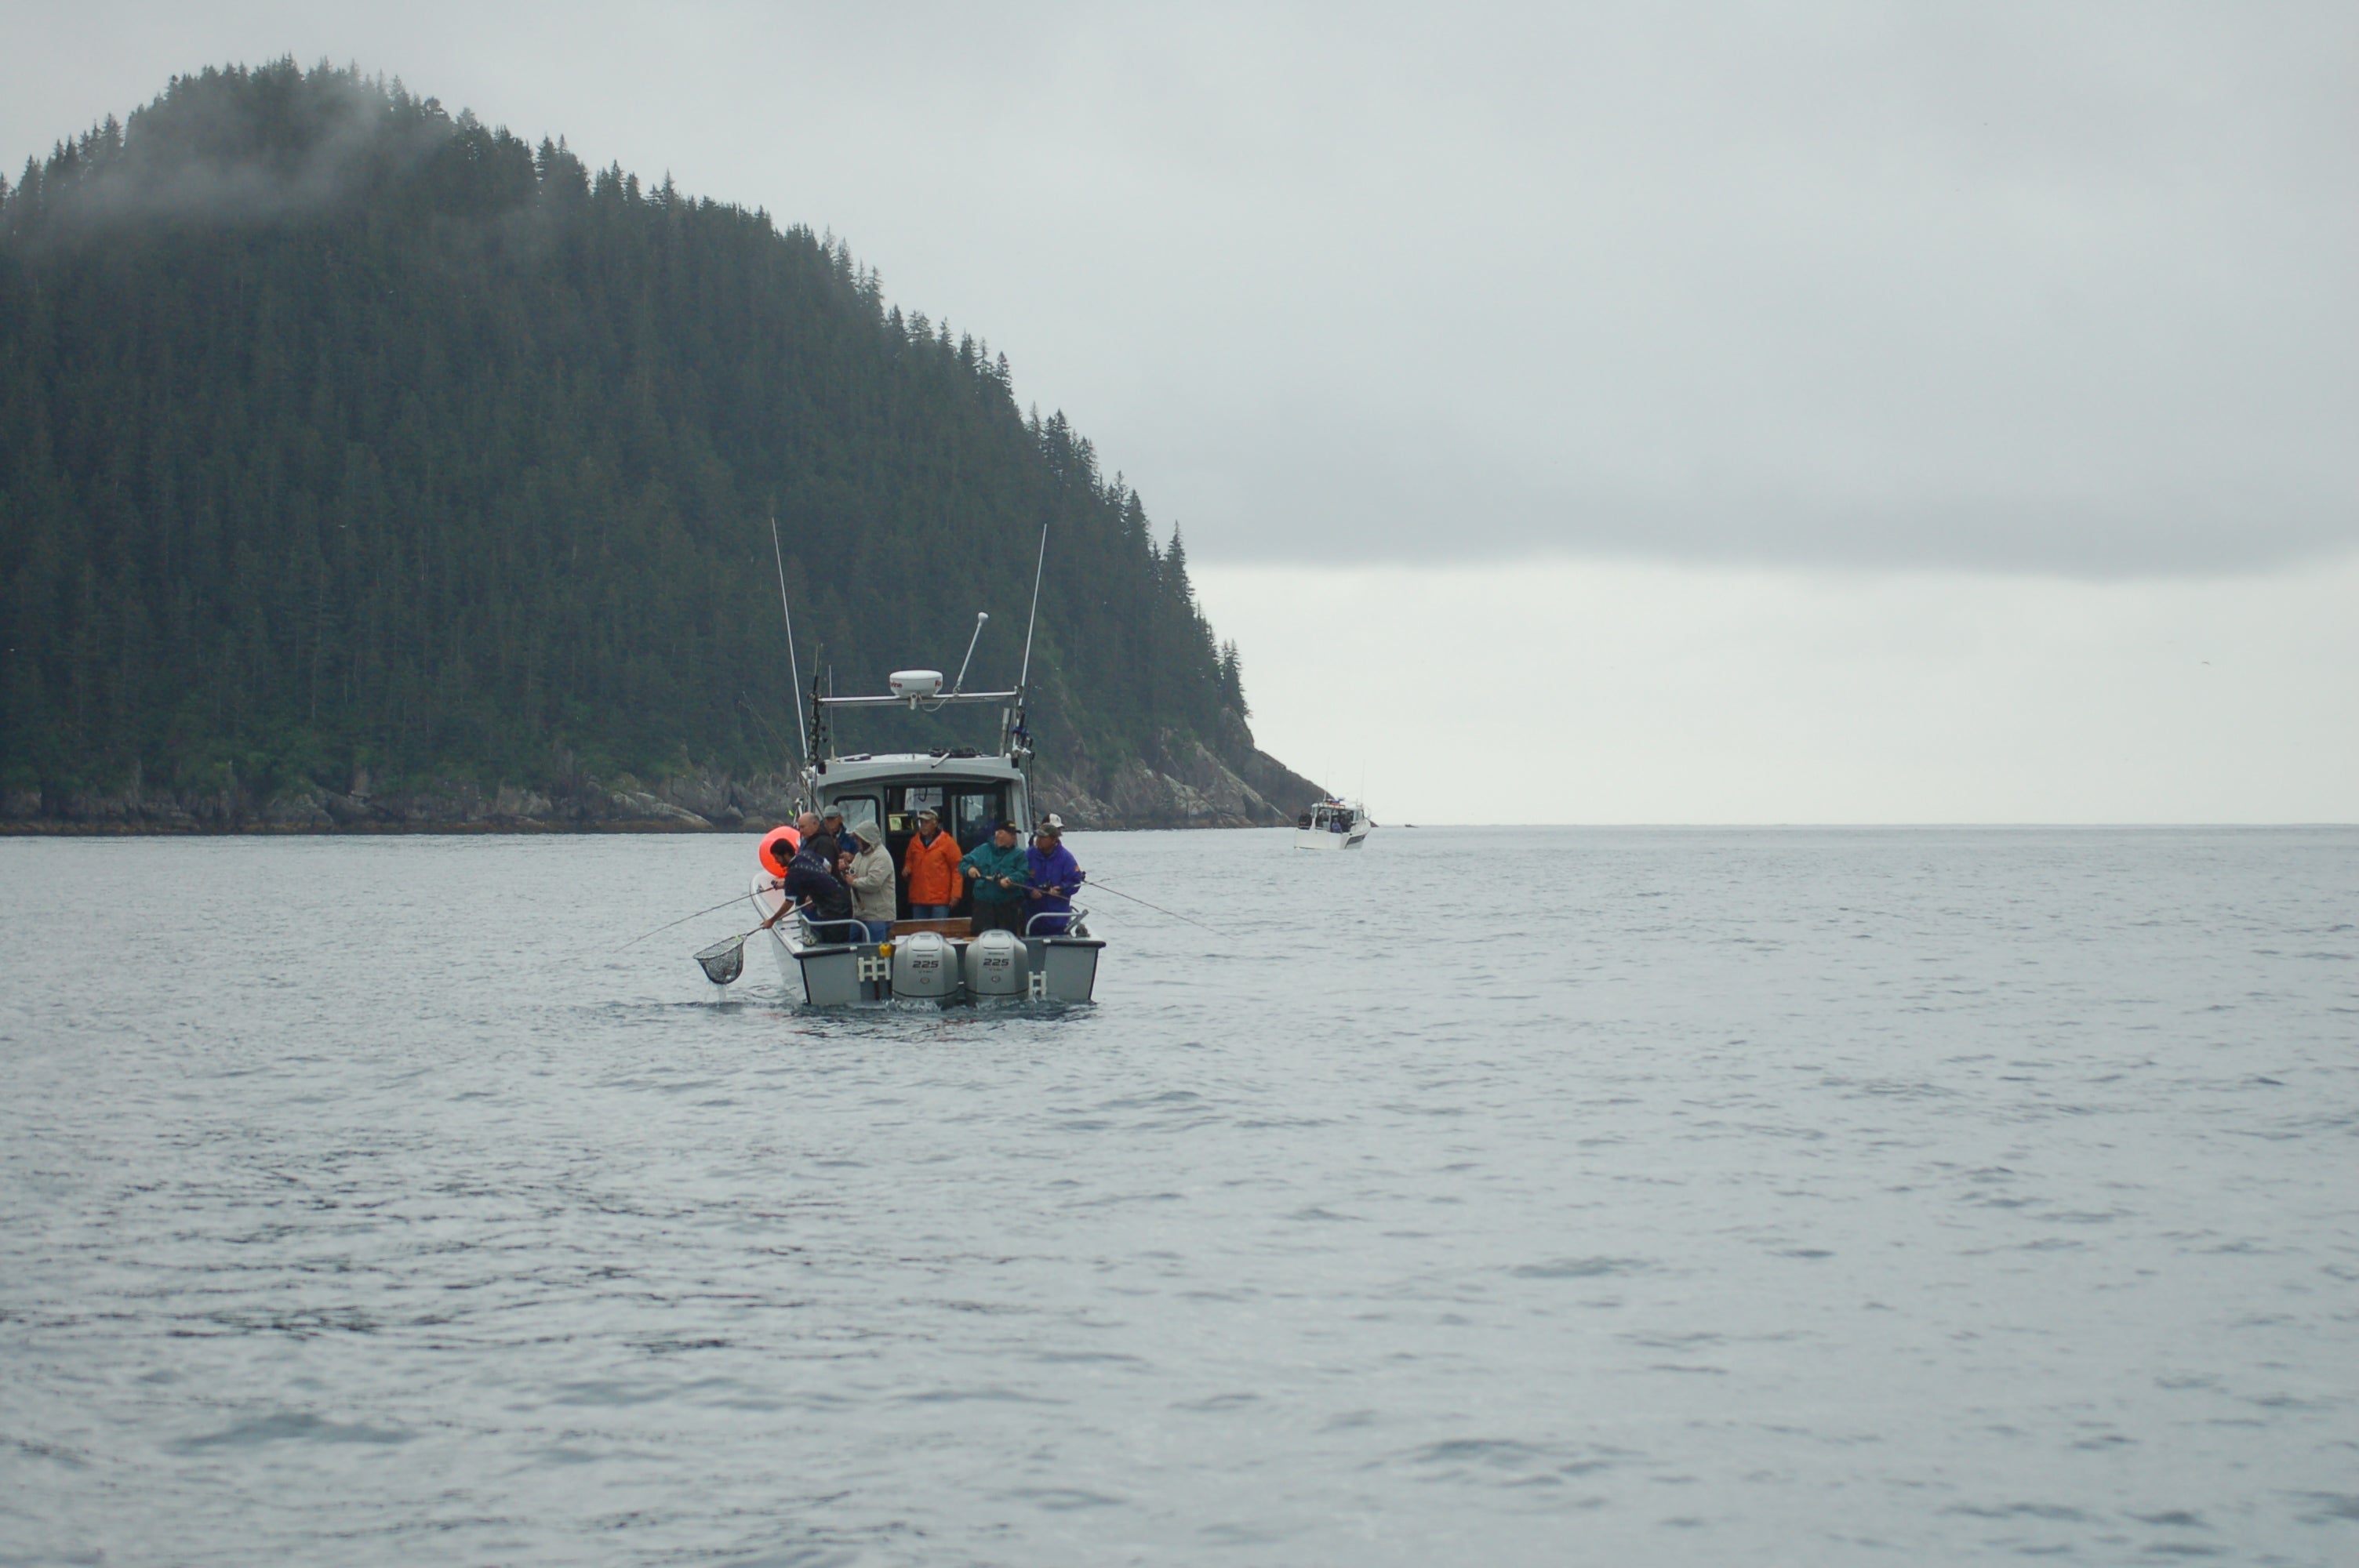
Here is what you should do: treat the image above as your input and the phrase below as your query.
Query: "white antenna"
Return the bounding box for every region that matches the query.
[1017,524,1049,690]
[951,612,989,694]
[769,517,807,763]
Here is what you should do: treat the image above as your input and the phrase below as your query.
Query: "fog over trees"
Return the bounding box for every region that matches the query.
[0,60,1249,807]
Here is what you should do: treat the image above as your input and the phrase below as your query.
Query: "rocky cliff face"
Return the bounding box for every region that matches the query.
[1033,712,1323,830]
[0,768,806,833]
[2,717,1323,834]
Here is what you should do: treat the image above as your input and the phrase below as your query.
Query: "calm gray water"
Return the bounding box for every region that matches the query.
[2,827,2354,1566]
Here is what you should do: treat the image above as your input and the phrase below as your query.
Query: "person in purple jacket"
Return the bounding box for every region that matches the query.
[1023,815,1085,935]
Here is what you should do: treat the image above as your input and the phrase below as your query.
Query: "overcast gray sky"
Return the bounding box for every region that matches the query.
[9,2,2352,576]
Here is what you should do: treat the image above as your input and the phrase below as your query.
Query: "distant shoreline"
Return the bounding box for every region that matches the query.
[0,817,1276,837]
[0,819,733,837]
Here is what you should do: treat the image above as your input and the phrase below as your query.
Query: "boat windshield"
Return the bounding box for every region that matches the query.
[827,793,881,840]
[882,782,1009,852]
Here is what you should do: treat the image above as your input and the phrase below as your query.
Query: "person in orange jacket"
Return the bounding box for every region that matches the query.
[900,807,965,917]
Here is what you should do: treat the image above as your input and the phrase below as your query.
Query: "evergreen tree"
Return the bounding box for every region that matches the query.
[0,61,1256,807]
[1217,641,1248,717]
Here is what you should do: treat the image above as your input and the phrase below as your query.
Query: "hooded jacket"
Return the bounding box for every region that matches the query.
[847,826,896,921]
[902,826,965,907]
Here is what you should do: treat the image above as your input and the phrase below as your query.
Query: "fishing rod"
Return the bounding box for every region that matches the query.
[617,889,769,950]
[738,694,790,757]
[1080,877,1218,932]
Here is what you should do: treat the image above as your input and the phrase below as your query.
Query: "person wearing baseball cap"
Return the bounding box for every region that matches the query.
[1024,815,1085,935]
[900,805,964,919]
[959,820,1030,935]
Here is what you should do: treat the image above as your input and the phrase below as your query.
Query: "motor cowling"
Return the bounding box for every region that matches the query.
[961,927,1025,997]
[891,930,960,1000]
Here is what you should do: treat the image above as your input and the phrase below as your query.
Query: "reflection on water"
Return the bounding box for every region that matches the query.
[2,827,2354,1565]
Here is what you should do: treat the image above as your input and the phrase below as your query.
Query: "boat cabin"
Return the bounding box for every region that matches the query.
[1301,800,1361,833]
[801,661,1037,925]
[813,753,1030,924]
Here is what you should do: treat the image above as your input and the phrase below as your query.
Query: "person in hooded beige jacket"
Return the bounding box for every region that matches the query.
[846,821,896,939]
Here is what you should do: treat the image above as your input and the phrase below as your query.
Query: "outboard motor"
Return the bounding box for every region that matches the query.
[961,927,1025,999]
[890,929,961,1001]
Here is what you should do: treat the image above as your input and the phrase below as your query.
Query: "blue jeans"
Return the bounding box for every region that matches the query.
[859,920,892,942]
[914,904,951,920]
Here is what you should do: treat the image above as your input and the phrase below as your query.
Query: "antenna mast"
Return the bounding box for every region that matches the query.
[950,612,989,694]
[769,517,807,764]
[1018,524,1049,691]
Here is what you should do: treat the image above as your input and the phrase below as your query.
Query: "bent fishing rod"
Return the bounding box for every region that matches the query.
[617,889,772,949]
[1077,877,1217,931]
[626,874,1208,946]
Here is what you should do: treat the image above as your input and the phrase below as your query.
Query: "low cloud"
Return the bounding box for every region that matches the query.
[16,61,450,239]
[5,6,2350,577]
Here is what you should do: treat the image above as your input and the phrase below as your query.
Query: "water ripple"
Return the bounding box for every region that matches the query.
[2,826,2355,1566]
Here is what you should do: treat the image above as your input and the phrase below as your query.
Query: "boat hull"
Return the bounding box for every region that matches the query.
[748,877,1100,1006]
[1294,826,1370,850]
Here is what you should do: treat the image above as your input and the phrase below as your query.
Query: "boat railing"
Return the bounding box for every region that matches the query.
[797,915,873,947]
[794,905,1085,943]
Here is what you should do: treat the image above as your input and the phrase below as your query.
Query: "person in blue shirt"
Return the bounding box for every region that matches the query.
[1023,816,1085,936]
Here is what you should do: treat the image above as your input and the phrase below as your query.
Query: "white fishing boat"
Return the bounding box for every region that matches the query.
[1295,797,1372,850]
[718,530,1105,1007]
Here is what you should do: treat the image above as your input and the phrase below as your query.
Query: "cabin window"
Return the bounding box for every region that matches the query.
[827,795,879,839]
[887,785,945,834]
[878,783,1004,848]
[949,788,1004,851]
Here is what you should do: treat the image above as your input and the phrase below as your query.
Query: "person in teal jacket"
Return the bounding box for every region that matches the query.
[958,821,1030,935]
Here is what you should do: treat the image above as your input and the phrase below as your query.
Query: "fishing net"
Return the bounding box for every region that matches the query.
[694,934,747,985]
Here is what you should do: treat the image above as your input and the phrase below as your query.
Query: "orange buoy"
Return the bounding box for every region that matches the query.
[758,825,801,878]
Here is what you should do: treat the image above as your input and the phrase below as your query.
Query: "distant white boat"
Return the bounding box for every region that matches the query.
[1295,797,1372,850]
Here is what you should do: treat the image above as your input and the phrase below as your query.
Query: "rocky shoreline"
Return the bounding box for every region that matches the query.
[2,720,1324,837]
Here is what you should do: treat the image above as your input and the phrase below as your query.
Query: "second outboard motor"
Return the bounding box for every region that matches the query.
[961,927,1025,999]
[891,930,961,1000]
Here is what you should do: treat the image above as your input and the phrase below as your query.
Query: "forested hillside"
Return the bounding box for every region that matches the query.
[0,61,1314,829]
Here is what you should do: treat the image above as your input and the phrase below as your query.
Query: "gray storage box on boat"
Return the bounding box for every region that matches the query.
[1025,935,1105,1003]
[794,942,867,1007]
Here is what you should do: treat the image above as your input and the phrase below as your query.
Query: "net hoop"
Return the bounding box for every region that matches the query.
[694,935,747,985]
